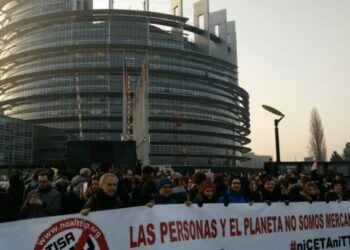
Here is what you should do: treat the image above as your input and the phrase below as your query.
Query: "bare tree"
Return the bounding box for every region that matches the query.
[343,142,350,161]
[309,108,327,161]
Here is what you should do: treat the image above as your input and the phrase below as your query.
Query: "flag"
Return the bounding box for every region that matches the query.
[122,59,129,140]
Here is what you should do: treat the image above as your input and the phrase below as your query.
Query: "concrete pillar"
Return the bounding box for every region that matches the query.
[170,0,183,16]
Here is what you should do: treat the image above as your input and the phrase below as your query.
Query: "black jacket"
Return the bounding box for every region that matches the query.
[261,188,280,202]
[193,194,217,205]
[20,187,61,219]
[0,193,16,223]
[83,189,123,212]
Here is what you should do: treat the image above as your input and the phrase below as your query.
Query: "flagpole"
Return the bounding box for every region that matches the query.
[122,54,127,140]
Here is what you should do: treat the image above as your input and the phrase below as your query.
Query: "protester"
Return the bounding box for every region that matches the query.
[188,172,207,201]
[71,168,91,196]
[81,175,100,201]
[285,175,309,202]
[186,177,197,200]
[247,179,262,202]
[218,176,247,204]
[8,171,25,218]
[80,173,122,215]
[213,174,228,199]
[261,175,281,202]
[122,168,134,199]
[0,165,348,224]
[131,166,158,206]
[20,171,61,219]
[60,183,83,215]
[116,170,133,207]
[147,178,177,206]
[325,180,343,201]
[193,181,217,205]
[0,192,15,223]
[23,168,43,200]
[171,175,188,203]
[300,182,320,202]
[334,173,347,190]
[55,178,70,195]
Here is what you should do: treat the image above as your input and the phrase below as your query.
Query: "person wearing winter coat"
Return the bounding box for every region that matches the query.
[131,166,158,206]
[71,168,91,196]
[284,177,303,202]
[218,176,247,204]
[300,182,320,202]
[20,171,61,219]
[171,176,188,203]
[324,180,343,201]
[80,173,122,215]
[247,179,262,202]
[0,192,16,223]
[193,181,217,205]
[149,178,177,205]
[261,175,281,202]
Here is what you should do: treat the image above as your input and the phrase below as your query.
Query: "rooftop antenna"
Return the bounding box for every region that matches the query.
[75,73,84,140]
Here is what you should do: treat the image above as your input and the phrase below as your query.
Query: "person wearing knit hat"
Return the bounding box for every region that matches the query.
[193,181,217,205]
[156,178,172,191]
[147,178,176,206]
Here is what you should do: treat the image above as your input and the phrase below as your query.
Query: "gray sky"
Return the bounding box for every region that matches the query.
[95,0,350,161]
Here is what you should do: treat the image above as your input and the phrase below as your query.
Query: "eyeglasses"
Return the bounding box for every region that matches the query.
[231,182,241,185]
[162,185,172,189]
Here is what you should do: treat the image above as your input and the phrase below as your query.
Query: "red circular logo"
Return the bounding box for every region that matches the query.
[34,218,109,250]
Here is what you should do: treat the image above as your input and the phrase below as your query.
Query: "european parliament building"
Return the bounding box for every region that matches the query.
[0,0,250,170]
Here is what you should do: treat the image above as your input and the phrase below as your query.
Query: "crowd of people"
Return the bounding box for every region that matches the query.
[0,162,349,223]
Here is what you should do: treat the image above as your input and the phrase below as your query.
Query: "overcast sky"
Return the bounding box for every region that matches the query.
[94,0,350,161]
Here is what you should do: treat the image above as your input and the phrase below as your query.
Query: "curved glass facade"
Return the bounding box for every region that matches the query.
[0,0,250,168]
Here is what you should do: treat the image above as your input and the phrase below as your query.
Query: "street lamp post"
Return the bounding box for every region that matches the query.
[262,105,285,163]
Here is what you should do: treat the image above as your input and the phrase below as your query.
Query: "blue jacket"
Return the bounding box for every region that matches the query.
[218,191,247,204]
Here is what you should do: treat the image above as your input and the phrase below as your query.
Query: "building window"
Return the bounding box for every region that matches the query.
[215,24,219,36]
[77,0,82,10]
[198,15,204,29]
[227,34,232,44]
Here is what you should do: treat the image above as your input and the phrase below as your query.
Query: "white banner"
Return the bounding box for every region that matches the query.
[0,202,350,250]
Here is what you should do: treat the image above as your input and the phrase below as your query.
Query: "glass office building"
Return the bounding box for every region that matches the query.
[0,115,66,166]
[0,0,250,169]
[0,115,33,166]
